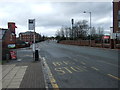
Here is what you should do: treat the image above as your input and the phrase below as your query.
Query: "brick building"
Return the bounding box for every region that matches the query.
[1,22,17,49]
[19,31,41,43]
[1,22,17,59]
[113,0,120,33]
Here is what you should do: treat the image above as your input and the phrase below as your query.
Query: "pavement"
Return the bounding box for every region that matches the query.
[1,47,45,90]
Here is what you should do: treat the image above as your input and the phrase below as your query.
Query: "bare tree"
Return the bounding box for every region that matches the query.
[55,20,89,40]
[97,27,104,36]
[91,27,96,36]
[74,20,89,39]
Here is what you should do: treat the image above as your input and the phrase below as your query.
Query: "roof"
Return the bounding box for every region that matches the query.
[19,31,40,35]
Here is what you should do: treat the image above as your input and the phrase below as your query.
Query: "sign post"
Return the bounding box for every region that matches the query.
[28,19,36,60]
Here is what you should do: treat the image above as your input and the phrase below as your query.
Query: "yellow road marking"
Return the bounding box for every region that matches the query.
[43,58,59,89]
[63,67,72,73]
[70,67,79,72]
[63,61,68,65]
[107,74,120,80]
[55,68,65,75]
[76,66,87,71]
[53,62,62,66]
[81,61,86,65]
[52,84,59,89]
[91,67,99,71]
[75,66,83,71]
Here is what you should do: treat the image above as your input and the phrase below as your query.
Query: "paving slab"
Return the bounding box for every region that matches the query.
[2,48,45,89]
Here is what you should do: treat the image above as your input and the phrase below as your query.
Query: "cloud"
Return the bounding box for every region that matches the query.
[0,2,113,36]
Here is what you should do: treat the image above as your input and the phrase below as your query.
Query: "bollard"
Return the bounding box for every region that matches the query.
[35,50,39,61]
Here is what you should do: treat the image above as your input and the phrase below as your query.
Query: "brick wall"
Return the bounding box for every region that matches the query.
[59,40,120,49]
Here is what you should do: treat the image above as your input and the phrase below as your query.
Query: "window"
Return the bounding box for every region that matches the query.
[118,10,120,15]
[118,10,120,20]
[118,21,120,28]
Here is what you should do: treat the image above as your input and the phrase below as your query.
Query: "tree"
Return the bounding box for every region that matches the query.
[97,27,104,36]
[55,20,89,40]
[91,27,96,36]
[74,20,89,40]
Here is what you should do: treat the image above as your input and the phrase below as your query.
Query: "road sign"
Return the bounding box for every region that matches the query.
[28,19,35,30]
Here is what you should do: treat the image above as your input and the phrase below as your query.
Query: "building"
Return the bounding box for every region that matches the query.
[19,31,41,43]
[1,22,17,59]
[113,0,120,33]
[1,22,17,49]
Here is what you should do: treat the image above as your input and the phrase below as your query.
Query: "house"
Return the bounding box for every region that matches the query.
[19,31,41,44]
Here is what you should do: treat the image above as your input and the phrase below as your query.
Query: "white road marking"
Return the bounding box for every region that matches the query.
[17,59,22,62]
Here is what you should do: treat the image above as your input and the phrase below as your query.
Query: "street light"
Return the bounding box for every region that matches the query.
[71,18,74,40]
[83,11,92,46]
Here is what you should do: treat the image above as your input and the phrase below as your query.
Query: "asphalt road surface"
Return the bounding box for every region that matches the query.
[36,40,119,88]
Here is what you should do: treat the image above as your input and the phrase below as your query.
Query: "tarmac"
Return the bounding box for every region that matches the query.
[1,48,46,90]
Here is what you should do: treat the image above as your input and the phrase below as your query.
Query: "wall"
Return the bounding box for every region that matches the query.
[59,40,120,49]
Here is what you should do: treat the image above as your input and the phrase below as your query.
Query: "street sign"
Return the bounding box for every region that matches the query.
[28,19,35,30]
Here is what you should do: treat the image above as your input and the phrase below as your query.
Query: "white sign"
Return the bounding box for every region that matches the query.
[28,19,35,30]
[8,44,16,48]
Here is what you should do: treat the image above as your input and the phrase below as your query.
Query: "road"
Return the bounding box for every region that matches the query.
[36,41,119,88]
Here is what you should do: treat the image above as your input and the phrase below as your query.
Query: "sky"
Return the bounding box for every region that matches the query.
[0,0,113,37]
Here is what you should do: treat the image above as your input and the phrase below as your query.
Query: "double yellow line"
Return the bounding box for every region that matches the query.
[107,74,120,81]
[43,57,59,90]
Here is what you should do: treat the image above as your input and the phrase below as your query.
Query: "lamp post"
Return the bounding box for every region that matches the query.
[71,18,74,40]
[83,11,92,46]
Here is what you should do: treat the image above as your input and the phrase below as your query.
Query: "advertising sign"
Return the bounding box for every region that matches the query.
[28,19,35,30]
[10,51,17,59]
[102,36,110,39]
[8,44,16,48]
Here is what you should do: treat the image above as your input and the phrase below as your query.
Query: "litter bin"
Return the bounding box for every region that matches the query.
[35,50,39,61]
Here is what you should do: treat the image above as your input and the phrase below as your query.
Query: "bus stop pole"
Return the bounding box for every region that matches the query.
[33,19,36,61]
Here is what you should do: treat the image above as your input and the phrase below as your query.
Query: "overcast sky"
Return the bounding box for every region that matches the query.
[0,0,113,37]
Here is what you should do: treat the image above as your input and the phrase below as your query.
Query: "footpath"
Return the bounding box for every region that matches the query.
[1,48,45,90]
